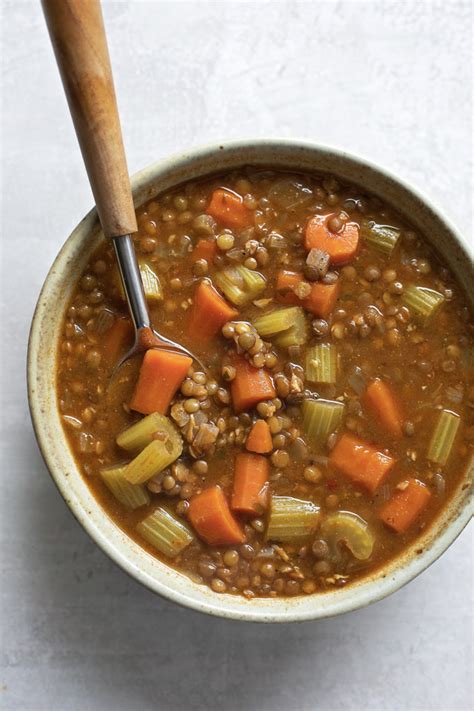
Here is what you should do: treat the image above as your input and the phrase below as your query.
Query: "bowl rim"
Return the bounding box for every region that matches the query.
[28,137,473,622]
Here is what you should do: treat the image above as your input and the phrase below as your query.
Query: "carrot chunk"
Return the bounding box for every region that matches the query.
[275,270,302,305]
[191,239,217,264]
[305,282,340,318]
[206,188,252,229]
[231,453,269,516]
[329,433,396,494]
[103,316,134,362]
[276,270,340,318]
[188,280,238,343]
[130,349,192,415]
[304,214,360,265]
[188,486,245,545]
[230,356,276,413]
[363,379,404,438]
[380,479,431,533]
[246,419,273,454]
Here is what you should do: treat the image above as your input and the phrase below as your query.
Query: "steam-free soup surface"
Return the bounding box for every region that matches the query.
[57,169,473,598]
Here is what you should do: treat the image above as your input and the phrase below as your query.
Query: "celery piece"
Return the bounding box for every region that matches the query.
[253,306,304,338]
[302,398,345,444]
[124,436,183,485]
[321,511,374,560]
[116,262,163,302]
[137,507,194,557]
[100,464,150,509]
[214,265,266,305]
[427,409,460,465]
[362,222,401,257]
[402,285,444,320]
[306,343,337,384]
[139,262,163,302]
[266,496,320,542]
[117,412,181,453]
[274,307,308,347]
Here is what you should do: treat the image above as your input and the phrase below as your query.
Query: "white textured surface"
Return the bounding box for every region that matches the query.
[1,1,473,710]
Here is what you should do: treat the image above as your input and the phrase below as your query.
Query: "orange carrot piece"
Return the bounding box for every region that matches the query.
[103,316,134,362]
[329,433,396,494]
[191,239,217,265]
[246,419,273,454]
[363,379,404,438]
[304,214,360,265]
[206,188,252,228]
[275,270,303,305]
[130,349,192,415]
[188,486,245,545]
[379,479,431,533]
[188,280,238,343]
[276,270,340,318]
[231,356,276,413]
[231,453,269,516]
[304,282,340,318]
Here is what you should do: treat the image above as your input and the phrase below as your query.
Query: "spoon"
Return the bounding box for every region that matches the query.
[42,0,200,371]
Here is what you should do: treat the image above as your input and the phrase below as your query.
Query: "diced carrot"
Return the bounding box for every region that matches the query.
[188,280,238,343]
[130,349,192,415]
[231,355,276,413]
[231,453,269,516]
[102,316,134,363]
[329,433,396,494]
[188,485,245,545]
[379,479,431,533]
[276,270,340,318]
[304,214,360,265]
[246,419,273,454]
[206,188,252,229]
[191,239,217,265]
[305,282,340,318]
[275,270,303,305]
[363,379,404,438]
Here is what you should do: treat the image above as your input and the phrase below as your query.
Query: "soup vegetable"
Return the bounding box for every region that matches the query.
[57,169,473,598]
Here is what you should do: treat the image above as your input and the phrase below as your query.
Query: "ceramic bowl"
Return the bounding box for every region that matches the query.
[28,139,472,622]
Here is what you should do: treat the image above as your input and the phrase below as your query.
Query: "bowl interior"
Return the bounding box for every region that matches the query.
[28,140,472,622]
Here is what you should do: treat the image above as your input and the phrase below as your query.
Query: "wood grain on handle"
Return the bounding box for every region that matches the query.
[42,0,137,238]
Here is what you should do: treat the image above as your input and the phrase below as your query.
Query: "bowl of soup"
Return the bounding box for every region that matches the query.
[28,139,473,621]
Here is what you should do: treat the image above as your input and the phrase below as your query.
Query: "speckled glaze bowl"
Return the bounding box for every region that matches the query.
[28,139,472,622]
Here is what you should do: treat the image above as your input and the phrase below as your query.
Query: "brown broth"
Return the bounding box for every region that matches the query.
[56,168,473,598]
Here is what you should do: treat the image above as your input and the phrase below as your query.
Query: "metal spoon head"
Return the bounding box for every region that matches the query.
[111,235,206,379]
[110,326,206,380]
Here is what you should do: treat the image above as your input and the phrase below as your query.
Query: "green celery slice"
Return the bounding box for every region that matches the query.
[100,464,150,509]
[321,511,374,560]
[302,398,345,444]
[402,285,444,320]
[427,409,460,465]
[253,306,302,337]
[137,507,194,557]
[305,343,337,384]
[266,496,320,542]
[117,412,180,453]
[274,308,308,347]
[214,266,266,305]
[139,263,163,302]
[124,436,183,485]
[362,222,401,256]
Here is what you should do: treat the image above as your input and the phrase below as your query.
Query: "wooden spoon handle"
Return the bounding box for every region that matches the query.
[42,0,137,238]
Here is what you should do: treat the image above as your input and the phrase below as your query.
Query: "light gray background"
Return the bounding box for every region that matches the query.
[1,1,472,710]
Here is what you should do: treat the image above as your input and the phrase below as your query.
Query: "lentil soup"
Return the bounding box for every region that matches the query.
[57,169,473,599]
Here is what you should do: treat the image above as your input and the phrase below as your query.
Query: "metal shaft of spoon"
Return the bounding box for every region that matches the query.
[112,234,203,367]
[113,234,151,332]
